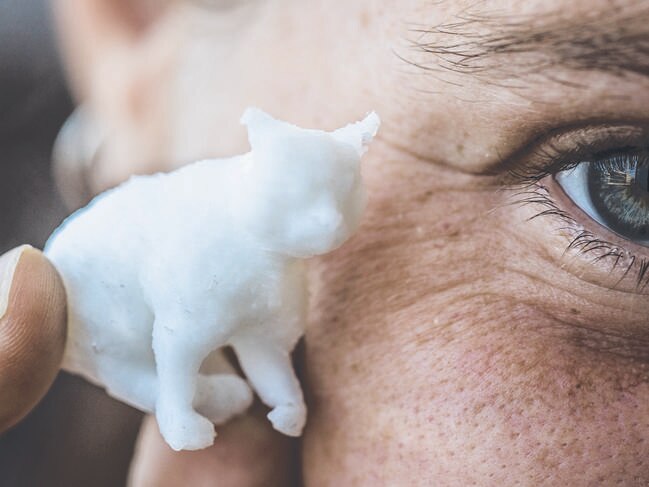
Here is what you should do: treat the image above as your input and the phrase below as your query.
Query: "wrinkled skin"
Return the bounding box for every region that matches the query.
[42,0,649,484]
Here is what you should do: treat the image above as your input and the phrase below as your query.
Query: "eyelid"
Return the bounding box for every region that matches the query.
[502,124,649,187]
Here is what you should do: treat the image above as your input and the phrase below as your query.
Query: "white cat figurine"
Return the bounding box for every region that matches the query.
[45,108,380,450]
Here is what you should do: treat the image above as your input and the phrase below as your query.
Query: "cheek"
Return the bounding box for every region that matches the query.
[302,152,649,484]
[405,313,649,484]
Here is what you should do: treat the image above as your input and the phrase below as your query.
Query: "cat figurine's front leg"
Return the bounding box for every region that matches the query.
[230,335,306,436]
[230,262,308,436]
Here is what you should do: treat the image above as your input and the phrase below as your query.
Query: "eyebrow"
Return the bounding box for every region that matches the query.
[403,3,649,83]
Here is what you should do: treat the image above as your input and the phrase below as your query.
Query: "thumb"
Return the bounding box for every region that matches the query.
[0,245,67,432]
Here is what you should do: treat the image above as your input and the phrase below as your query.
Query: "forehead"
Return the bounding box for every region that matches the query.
[382,0,649,173]
[409,0,644,26]
[408,0,649,75]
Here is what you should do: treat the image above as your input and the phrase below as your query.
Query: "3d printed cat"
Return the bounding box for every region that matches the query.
[45,108,380,450]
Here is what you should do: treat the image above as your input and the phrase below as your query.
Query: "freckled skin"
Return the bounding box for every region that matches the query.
[305,155,649,484]
[53,0,649,484]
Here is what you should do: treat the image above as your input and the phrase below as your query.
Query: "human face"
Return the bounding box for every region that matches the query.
[56,0,649,484]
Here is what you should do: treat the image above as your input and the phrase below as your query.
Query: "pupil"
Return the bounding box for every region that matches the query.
[587,156,649,241]
[638,166,649,192]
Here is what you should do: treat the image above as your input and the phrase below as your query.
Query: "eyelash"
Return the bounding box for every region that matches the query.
[507,145,649,290]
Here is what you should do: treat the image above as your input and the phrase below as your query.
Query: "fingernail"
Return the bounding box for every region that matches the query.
[0,245,32,321]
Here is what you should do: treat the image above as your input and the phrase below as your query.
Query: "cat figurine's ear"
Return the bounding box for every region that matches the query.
[240,107,277,132]
[241,107,298,153]
[331,112,380,157]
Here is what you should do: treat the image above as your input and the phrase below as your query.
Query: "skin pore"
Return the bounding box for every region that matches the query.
[50,0,649,484]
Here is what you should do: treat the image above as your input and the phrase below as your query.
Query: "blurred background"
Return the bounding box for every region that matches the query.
[0,1,142,485]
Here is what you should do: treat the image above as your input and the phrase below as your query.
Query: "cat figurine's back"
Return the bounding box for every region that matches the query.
[45,108,380,450]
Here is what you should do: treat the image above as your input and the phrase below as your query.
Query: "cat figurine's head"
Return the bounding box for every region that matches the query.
[238,108,379,258]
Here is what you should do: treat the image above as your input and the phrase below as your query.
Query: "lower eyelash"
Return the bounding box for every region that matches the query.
[507,180,649,290]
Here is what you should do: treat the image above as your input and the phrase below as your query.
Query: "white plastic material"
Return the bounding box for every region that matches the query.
[45,108,380,451]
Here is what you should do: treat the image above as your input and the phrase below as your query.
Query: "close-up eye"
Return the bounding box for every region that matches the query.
[555,150,649,245]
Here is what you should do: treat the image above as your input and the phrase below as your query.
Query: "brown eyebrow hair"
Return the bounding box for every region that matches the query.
[401,3,649,84]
